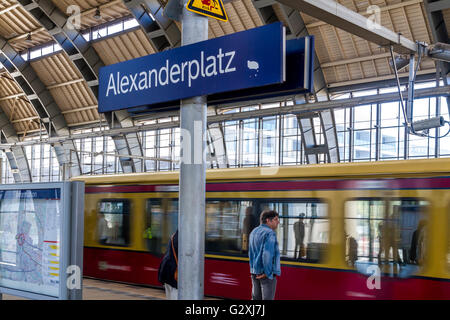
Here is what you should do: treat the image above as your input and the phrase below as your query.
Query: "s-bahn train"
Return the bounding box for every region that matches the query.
[73,158,450,299]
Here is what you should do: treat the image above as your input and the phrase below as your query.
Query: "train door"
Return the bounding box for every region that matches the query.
[344,198,429,299]
[145,198,178,255]
[257,199,331,299]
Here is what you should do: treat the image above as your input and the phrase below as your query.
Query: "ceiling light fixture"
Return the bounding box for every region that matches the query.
[25,32,32,44]
[93,7,102,20]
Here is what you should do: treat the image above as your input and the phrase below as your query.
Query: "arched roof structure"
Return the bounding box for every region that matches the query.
[0,0,448,180]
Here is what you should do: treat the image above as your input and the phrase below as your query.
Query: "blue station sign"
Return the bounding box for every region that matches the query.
[98,23,286,113]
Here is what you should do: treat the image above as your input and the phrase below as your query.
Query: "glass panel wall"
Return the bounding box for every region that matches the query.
[1,82,449,182]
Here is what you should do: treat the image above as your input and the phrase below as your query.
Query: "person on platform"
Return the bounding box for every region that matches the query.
[293,213,305,259]
[248,210,281,300]
[158,230,178,300]
[410,220,426,265]
[97,212,109,245]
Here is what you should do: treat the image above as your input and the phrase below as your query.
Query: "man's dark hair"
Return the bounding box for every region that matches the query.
[260,210,279,224]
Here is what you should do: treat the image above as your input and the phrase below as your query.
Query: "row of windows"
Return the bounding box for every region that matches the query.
[95,197,450,273]
[2,94,449,183]
[20,18,140,62]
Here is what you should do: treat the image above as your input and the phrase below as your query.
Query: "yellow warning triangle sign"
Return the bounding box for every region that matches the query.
[186,0,228,22]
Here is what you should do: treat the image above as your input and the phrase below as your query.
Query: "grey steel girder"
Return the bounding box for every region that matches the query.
[105,110,145,173]
[251,0,329,100]
[275,0,417,54]
[427,0,450,12]
[17,0,101,93]
[0,36,81,178]
[207,106,229,168]
[271,1,329,101]
[123,0,181,50]
[0,108,32,182]
[424,0,450,115]
[18,0,146,173]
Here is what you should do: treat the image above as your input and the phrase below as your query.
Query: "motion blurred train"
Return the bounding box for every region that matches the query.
[73,158,450,299]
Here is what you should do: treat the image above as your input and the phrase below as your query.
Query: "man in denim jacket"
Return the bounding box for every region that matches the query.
[248,210,281,300]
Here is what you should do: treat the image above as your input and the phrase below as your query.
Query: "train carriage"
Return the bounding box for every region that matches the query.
[73,158,450,299]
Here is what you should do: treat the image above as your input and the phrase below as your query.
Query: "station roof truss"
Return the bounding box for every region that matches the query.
[0,0,447,178]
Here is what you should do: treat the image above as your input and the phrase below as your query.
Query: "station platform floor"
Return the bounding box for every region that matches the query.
[2,277,220,300]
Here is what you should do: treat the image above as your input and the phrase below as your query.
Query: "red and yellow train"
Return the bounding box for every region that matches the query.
[73,158,450,299]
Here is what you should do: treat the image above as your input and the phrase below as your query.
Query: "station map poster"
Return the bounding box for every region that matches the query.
[0,189,61,298]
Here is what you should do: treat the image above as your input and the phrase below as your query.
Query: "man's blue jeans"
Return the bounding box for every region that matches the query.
[251,274,277,300]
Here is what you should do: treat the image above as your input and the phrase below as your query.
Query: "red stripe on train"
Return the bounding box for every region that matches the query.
[85,177,450,194]
[83,247,450,300]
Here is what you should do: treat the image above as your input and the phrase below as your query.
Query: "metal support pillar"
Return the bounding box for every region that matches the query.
[435,82,441,157]
[405,54,416,159]
[407,54,416,126]
[178,2,208,300]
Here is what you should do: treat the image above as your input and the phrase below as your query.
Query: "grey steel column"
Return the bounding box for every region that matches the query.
[405,54,416,159]
[178,1,208,300]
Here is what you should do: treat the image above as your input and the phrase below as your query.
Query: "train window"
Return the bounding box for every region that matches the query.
[145,199,178,254]
[345,198,428,277]
[260,201,329,263]
[97,199,130,246]
[205,200,254,254]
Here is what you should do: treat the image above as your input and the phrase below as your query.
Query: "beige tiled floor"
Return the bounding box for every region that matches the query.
[2,278,219,300]
[2,278,164,300]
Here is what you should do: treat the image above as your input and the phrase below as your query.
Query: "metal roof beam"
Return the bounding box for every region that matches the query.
[17,0,101,94]
[18,0,145,173]
[424,0,450,115]
[252,0,329,100]
[275,0,418,54]
[0,4,21,16]
[328,73,438,94]
[328,68,437,89]
[322,53,392,68]
[123,0,181,50]
[0,109,32,182]
[0,35,81,178]
[207,106,228,169]
[427,0,450,12]
[305,0,424,29]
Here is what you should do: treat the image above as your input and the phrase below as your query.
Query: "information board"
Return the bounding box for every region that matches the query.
[0,182,84,300]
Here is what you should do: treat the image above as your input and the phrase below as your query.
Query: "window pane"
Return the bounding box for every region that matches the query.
[98,200,130,246]
[380,127,400,159]
[41,45,53,56]
[107,22,123,35]
[261,117,278,165]
[206,200,253,254]
[30,49,41,59]
[260,201,328,263]
[124,19,139,30]
[242,119,258,166]
[381,102,400,127]
[354,105,372,130]
[345,199,428,275]
[353,130,373,160]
